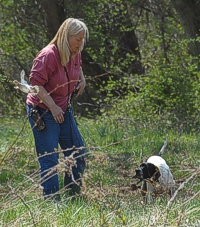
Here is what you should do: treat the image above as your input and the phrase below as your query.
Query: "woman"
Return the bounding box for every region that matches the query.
[26,18,89,199]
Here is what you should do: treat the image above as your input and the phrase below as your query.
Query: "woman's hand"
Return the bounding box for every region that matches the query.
[76,78,86,97]
[50,104,64,124]
[37,86,64,124]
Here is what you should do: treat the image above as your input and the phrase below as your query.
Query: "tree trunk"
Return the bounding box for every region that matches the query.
[172,0,200,56]
[40,0,66,38]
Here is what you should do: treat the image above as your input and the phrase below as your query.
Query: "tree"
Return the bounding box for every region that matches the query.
[172,0,200,56]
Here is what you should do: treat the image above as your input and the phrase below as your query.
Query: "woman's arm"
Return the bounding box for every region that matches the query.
[76,67,86,96]
[37,86,64,123]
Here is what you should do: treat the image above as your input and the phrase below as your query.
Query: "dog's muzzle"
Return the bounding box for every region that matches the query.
[134,168,144,180]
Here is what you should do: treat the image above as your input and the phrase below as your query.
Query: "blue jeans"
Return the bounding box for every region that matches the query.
[26,105,85,196]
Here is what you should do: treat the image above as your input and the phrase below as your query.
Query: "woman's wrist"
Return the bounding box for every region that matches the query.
[49,103,57,111]
[80,76,85,83]
[79,67,85,81]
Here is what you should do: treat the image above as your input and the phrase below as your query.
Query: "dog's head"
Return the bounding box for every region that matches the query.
[134,162,160,181]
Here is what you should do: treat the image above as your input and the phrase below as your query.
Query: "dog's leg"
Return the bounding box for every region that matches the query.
[141,180,148,204]
[147,182,155,204]
[169,186,176,197]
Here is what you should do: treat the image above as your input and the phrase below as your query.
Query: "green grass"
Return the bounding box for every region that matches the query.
[0,115,200,226]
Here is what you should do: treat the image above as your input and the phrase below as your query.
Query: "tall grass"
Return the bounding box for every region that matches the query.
[0,115,199,226]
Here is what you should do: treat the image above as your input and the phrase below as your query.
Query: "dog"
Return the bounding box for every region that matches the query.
[134,137,175,203]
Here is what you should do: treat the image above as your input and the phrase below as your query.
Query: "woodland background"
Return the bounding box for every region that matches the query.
[0,0,200,127]
[1,1,200,226]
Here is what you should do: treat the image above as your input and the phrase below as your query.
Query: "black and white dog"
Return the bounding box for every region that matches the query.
[134,137,175,203]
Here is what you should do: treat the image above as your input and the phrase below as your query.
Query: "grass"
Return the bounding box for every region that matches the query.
[0,115,200,227]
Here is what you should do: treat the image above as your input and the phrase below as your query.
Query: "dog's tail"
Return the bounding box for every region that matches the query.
[158,134,168,156]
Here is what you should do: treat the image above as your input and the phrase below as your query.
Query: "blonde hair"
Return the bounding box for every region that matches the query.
[49,18,89,66]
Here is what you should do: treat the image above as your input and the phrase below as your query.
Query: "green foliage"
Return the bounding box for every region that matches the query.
[0,0,48,115]
[0,2,200,226]
[1,0,200,124]
[0,0,47,72]
[0,73,25,116]
[89,3,200,129]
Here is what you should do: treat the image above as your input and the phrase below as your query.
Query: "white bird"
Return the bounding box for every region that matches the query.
[13,70,39,95]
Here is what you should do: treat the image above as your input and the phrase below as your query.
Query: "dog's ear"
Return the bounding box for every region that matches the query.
[147,163,158,178]
[140,163,149,179]
[140,162,151,170]
[140,163,157,179]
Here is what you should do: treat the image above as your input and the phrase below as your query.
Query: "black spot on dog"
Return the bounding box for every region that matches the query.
[135,162,160,181]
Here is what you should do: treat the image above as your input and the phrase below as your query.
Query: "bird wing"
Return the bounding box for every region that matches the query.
[13,70,39,95]
[20,70,28,85]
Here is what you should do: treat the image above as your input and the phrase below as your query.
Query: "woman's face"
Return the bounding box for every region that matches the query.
[68,31,85,55]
